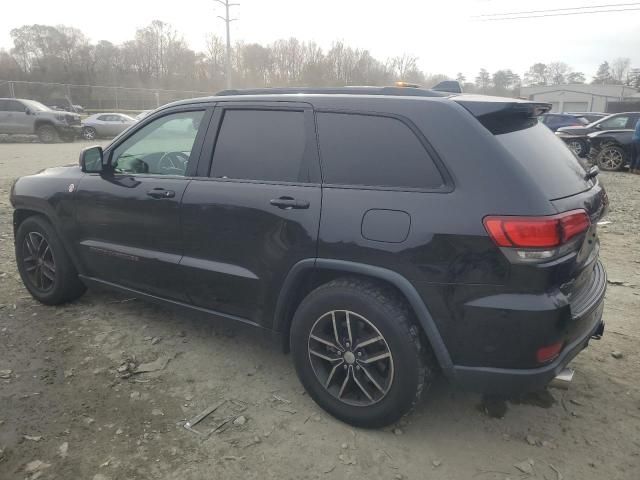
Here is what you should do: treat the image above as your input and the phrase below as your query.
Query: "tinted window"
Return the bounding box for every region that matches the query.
[211,109,307,182]
[316,112,443,189]
[496,122,591,199]
[111,110,204,176]
[3,100,26,112]
[97,115,111,121]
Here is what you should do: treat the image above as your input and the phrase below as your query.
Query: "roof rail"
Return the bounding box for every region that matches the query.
[214,86,454,98]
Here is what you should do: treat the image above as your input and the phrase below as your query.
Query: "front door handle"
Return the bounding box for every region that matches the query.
[270,196,310,210]
[147,188,175,199]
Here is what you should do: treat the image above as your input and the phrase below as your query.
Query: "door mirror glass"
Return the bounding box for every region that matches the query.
[80,146,104,173]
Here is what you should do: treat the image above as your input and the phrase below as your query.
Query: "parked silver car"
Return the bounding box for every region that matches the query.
[82,113,137,140]
[0,98,81,142]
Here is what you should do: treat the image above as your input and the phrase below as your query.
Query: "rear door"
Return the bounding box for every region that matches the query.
[180,102,321,326]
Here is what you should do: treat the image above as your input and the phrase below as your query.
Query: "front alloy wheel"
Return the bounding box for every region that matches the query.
[22,232,56,292]
[82,127,97,140]
[308,310,394,406]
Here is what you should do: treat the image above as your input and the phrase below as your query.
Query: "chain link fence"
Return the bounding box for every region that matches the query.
[0,80,214,113]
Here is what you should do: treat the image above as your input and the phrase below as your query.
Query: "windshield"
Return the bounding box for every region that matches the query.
[21,100,51,112]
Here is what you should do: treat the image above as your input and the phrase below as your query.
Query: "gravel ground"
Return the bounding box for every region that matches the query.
[0,141,639,480]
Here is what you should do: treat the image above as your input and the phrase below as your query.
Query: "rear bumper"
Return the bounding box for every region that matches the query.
[450,261,607,394]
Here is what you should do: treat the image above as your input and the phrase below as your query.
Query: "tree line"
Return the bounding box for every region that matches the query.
[0,21,638,97]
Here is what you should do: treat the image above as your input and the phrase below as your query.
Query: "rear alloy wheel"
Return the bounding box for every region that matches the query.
[308,310,394,406]
[16,216,86,305]
[596,145,626,171]
[36,124,57,143]
[566,139,586,157]
[82,127,97,140]
[290,278,434,428]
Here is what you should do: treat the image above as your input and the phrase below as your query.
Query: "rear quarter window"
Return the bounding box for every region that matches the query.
[316,112,443,189]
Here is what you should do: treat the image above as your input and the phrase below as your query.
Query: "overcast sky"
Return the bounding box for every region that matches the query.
[1,0,639,80]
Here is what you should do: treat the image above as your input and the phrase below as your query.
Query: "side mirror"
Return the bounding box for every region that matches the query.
[24,107,32,115]
[80,146,104,173]
[594,124,602,130]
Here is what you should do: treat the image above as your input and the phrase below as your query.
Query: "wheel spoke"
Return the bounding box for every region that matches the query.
[310,334,338,350]
[359,365,385,394]
[352,369,373,401]
[309,349,342,363]
[25,235,36,256]
[361,352,391,364]
[338,366,352,398]
[354,335,383,350]
[42,268,55,281]
[25,264,37,273]
[43,261,56,274]
[331,312,343,349]
[325,361,344,388]
[345,311,353,345]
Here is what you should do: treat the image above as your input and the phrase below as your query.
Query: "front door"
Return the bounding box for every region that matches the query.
[180,104,321,326]
[74,108,210,301]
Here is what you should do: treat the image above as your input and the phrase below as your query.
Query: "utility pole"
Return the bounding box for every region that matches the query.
[214,0,239,89]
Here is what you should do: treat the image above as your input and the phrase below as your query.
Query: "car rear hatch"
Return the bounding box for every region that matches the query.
[457,96,608,354]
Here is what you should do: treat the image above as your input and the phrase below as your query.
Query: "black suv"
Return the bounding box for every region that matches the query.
[10,87,607,427]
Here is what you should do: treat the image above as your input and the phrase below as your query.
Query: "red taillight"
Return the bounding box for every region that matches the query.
[483,210,590,248]
[536,341,563,364]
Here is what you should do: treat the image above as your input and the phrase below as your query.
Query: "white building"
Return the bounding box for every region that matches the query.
[519,84,638,113]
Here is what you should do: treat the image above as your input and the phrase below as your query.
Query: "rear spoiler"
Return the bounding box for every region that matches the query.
[453,96,552,134]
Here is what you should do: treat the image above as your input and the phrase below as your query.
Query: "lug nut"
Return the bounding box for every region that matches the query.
[357,351,362,357]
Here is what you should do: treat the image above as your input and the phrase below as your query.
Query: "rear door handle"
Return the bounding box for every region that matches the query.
[147,188,175,199]
[270,196,310,210]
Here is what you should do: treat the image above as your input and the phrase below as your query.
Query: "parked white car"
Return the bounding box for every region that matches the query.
[82,113,137,140]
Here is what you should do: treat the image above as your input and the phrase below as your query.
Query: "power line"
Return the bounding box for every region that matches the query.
[478,6,640,21]
[475,2,640,18]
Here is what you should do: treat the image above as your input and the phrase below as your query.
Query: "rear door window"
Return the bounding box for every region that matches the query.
[495,122,591,199]
[316,112,443,189]
[210,109,308,183]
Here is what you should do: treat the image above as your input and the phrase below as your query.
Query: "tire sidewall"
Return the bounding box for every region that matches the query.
[37,125,57,143]
[15,217,79,305]
[290,284,422,428]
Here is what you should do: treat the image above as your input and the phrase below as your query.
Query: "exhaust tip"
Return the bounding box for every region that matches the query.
[550,368,574,390]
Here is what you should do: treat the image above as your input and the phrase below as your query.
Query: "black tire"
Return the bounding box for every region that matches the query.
[290,278,434,428]
[36,124,58,143]
[15,216,86,305]
[565,139,587,157]
[82,127,97,141]
[596,145,627,171]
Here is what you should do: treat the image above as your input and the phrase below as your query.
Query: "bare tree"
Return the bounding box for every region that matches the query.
[611,57,631,84]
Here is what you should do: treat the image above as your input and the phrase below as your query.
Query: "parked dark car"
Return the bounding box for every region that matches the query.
[539,113,588,132]
[10,87,607,428]
[556,112,640,157]
[588,129,636,171]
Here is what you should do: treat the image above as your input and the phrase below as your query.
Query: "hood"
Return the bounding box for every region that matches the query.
[32,164,82,176]
[556,125,595,136]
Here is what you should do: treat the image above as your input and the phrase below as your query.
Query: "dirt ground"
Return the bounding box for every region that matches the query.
[0,140,639,480]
